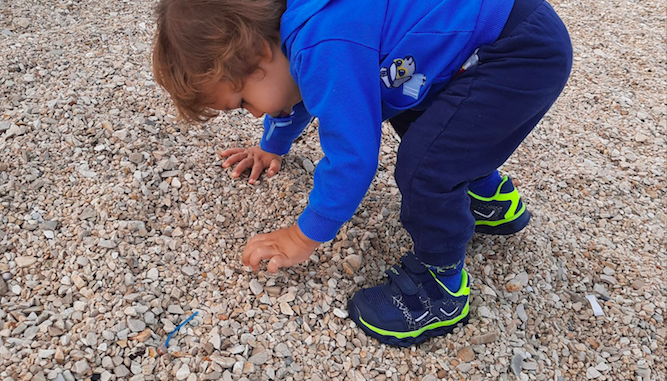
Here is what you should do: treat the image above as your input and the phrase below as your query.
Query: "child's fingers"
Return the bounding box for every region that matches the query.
[248,160,265,184]
[267,254,290,273]
[266,158,282,177]
[231,158,254,177]
[222,152,248,168]
[246,245,283,271]
[220,147,245,157]
[242,234,269,265]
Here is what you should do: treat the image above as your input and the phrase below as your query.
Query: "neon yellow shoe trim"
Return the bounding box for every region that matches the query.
[357,270,470,339]
[468,176,526,227]
[358,302,469,339]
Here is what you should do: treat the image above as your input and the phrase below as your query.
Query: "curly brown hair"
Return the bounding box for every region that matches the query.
[152,0,285,122]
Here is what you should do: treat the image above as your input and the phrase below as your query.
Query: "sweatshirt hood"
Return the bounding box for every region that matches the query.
[280,0,332,45]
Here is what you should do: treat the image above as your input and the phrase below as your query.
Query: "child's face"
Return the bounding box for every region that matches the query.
[206,43,301,118]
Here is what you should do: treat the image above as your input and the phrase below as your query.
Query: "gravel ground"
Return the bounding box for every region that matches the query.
[0,0,665,380]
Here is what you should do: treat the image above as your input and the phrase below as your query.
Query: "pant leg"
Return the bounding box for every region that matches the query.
[395,1,573,272]
[389,108,425,139]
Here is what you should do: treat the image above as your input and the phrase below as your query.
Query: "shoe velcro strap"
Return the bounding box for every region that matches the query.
[386,265,419,295]
[401,253,428,274]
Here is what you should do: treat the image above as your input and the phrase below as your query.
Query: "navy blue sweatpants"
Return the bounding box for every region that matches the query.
[390,0,573,272]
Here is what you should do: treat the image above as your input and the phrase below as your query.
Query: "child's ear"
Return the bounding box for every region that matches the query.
[260,40,276,63]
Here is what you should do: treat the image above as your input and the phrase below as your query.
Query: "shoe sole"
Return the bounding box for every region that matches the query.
[475,209,531,235]
[347,299,470,347]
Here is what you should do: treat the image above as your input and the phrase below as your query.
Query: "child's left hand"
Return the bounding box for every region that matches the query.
[242,224,320,273]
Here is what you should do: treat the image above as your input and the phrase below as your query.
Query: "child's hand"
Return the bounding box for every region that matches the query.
[242,225,320,273]
[220,146,282,184]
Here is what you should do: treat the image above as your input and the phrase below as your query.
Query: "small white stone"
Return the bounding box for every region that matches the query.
[280,302,294,316]
[176,364,190,380]
[15,256,37,268]
[333,308,349,319]
[595,363,610,372]
[516,304,528,322]
[168,305,184,314]
[302,159,315,173]
[209,333,221,350]
[477,306,492,318]
[73,360,90,375]
[181,266,196,276]
[146,268,159,281]
[229,344,245,354]
[172,177,181,188]
[39,349,55,358]
[586,367,602,379]
[249,279,263,295]
[127,318,146,332]
[586,295,605,316]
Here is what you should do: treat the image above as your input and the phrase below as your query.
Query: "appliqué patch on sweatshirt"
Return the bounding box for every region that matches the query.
[380,55,426,100]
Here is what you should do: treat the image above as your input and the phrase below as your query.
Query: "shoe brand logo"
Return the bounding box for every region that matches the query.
[473,209,495,218]
[440,307,459,317]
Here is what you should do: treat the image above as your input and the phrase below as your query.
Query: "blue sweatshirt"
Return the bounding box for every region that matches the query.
[260,0,514,242]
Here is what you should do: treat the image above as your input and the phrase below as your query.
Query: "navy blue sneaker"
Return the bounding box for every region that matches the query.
[469,176,531,235]
[348,253,470,347]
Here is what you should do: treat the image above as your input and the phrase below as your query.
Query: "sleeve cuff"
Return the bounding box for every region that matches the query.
[297,205,347,242]
[260,137,293,156]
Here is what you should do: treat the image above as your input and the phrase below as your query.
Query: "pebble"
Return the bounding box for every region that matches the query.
[586,367,602,379]
[249,351,269,365]
[333,307,349,318]
[457,347,475,362]
[586,295,605,316]
[599,274,616,284]
[280,301,294,316]
[477,306,492,318]
[345,254,363,271]
[15,256,37,267]
[506,279,523,292]
[249,279,263,295]
[181,266,196,276]
[511,353,524,376]
[114,365,130,378]
[147,268,159,281]
[470,331,499,345]
[133,329,152,342]
[209,333,221,349]
[168,305,185,314]
[210,354,236,368]
[302,159,315,173]
[176,364,190,380]
[127,319,146,332]
[516,304,528,322]
[39,349,55,358]
[0,277,7,296]
[274,343,291,357]
[72,360,90,375]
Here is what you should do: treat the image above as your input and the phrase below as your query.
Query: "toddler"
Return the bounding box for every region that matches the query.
[153,0,572,346]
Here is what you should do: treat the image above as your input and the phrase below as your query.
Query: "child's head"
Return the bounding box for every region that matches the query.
[153,0,286,122]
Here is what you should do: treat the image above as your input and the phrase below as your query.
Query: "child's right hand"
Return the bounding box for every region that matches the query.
[219,146,282,184]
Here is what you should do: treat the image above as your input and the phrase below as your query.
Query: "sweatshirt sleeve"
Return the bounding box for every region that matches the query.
[292,41,382,242]
[260,101,313,156]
